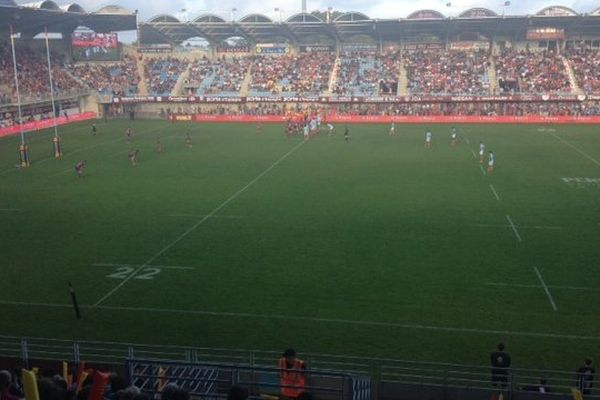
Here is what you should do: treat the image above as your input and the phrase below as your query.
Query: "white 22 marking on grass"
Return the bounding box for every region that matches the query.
[561,177,600,188]
[107,267,162,280]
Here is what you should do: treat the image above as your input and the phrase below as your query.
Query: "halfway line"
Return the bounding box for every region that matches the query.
[92,140,306,307]
[505,215,522,242]
[533,266,558,311]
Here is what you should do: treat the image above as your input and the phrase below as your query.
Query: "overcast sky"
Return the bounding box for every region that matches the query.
[20,0,600,22]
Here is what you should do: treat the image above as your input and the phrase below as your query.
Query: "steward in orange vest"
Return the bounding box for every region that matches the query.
[278,348,306,399]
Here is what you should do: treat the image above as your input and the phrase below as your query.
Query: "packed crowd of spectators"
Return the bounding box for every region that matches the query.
[249,53,335,96]
[187,56,251,96]
[185,100,600,117]
[144,57,189,96]
[0,44,84,103]
[71,55,139,96]
[495,49,571,94]
[333,101,600,116]
[332,51,398,97]
[565,47,600,93]
[404,49,490,95]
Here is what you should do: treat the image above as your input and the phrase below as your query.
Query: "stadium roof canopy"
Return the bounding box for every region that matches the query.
[0,2,136,37]
[140,6,600,46]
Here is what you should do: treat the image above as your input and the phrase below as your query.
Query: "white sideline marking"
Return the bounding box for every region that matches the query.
[489,184,500,201]
[470,149,477,159]
[3,299,600,341]
[505,215,522,242]
[549,132,600,167]
[479,164,486,176]
[92,263,194,270]
[166,214,244,219]
[470,223,561,231]
[533,266,558,312]
[0,208,20,212]
[49,168,74,177]
[465,137,470,145]
[487,282,600,291]
[93,140,306,307]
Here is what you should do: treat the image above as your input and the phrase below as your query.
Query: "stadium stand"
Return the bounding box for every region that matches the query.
[494,49,571,94]
[71,54,139,96]
[187,56,251,97]
[144,56,190,96]
[249,53,335,97]
[565,47,600,94]
[0,44,84,103]
[404,49,490,95]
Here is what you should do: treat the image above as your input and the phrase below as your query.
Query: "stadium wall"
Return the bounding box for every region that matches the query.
[185,114,600,124]
[0,112,96,138]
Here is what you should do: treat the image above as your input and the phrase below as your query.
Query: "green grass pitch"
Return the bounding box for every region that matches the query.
[1,119,599,370]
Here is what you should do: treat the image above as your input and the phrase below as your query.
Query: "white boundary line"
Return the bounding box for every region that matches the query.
[479,164,486,176]
[505,215,522,242]
[93,140,306,307]
[470,149,477,159]
[49,168,74,177]
[2,299,600,341]
[489,184,500,201]
[533,266,558,311]
[166,214,244,219]
[92,263,194,270]
[486,282,600,291]
[548,132,600,167]
[0,208,20,212]
[465,137,470,145]
[470,223,561,230]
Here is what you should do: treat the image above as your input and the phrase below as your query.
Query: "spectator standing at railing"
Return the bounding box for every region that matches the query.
[490,343,511,388]
[0,370,20,400]
[576,358,595,395]
[278,348,306,399]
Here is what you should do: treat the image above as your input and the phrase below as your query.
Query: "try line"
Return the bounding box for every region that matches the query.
[92,139,306,307]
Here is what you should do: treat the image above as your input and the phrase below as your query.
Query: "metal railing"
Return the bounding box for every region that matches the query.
[0,335,597,398]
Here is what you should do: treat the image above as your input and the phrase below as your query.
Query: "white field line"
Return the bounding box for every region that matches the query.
[505,215,522,242]
[479,164,486,176]
[470,223,561,230]
[166,214,244,219]
[92,263,194,270]
[486,282,600,291]
[465,137,470,145]
[489,184,500,201]
[470,149,477,159]
[533,266,558,312]
[549,132,600,167]
[0,208,20,212]
[49,167,74,177]
[3,299,600,341]
[93,140,306,307]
